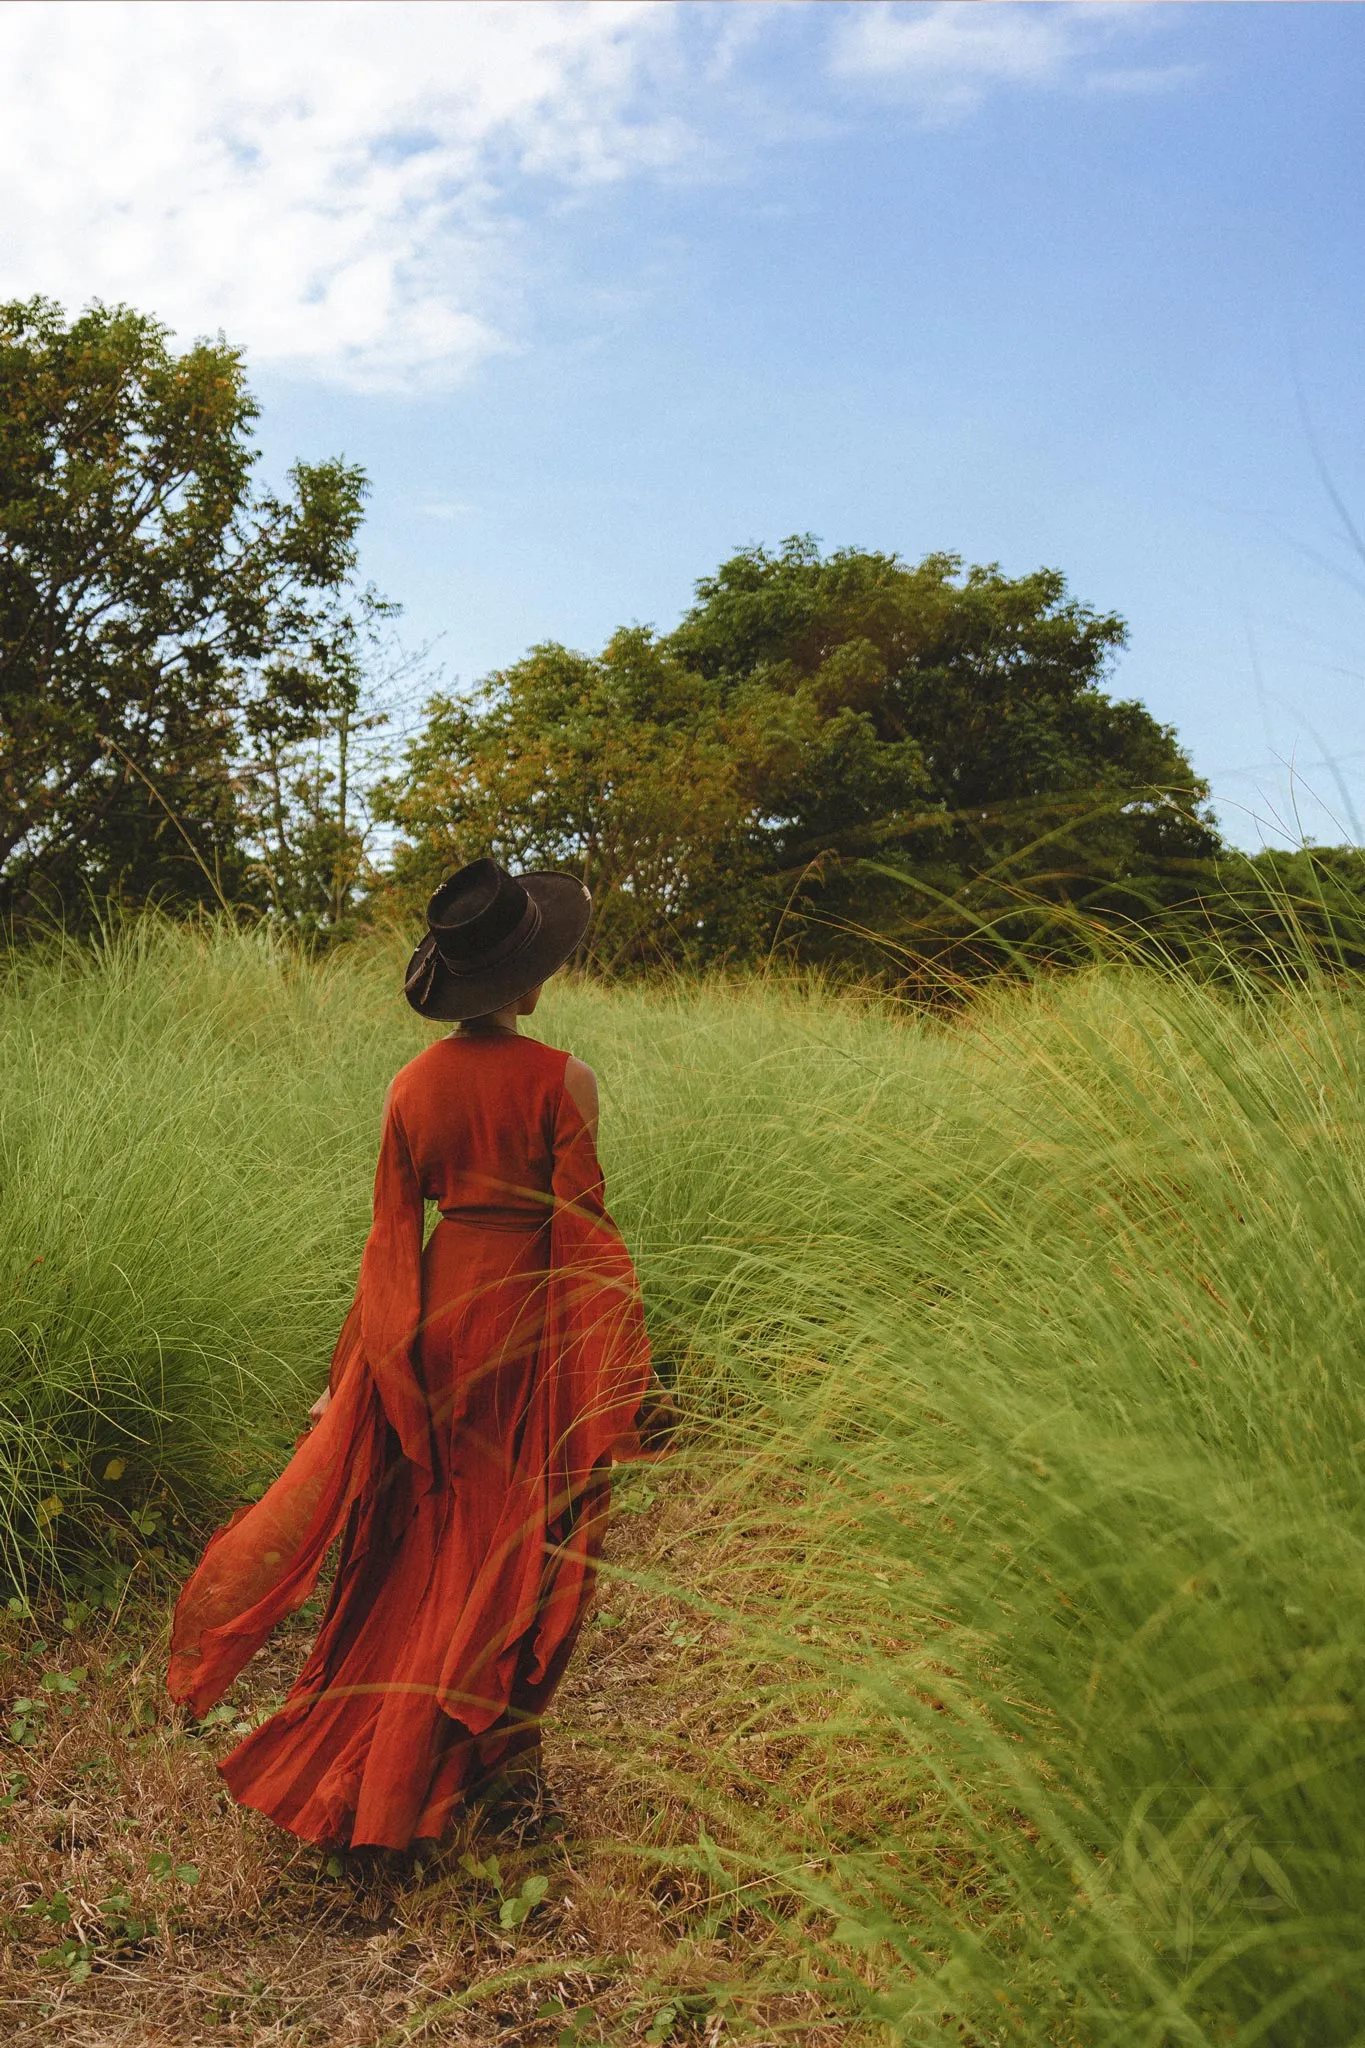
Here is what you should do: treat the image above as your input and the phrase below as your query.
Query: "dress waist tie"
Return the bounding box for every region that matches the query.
[437,1207,550,1235]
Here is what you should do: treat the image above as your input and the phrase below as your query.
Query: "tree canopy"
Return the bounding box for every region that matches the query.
[382,538,1220,977]
[0,299,1232,980]
[0,296,381,924]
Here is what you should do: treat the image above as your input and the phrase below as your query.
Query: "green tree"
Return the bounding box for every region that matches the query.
[0,297,371,922]
[379,630,763,970]
[383,538,1219,980]
[238,585,403,933]
[671,537,1219,974]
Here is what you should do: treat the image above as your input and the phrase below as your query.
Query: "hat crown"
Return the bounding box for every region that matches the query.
[404,861,591,1021]
[427,859,535,965]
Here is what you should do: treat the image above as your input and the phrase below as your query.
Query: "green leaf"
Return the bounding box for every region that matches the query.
[147,1851,174,1880]
[496,1870,551,1927]
[645,2006,678,2045]
[175,1863,201,1886]
[1205,1837,1253,1914]
[1250,1846,1298,1906]
[1137,1818,1180,1887]
[28,1892,71,1926]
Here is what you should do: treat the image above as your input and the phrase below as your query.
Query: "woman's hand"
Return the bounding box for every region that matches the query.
[308,1386,332,1429]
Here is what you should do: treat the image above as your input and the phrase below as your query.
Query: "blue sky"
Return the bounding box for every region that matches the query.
[3,2,1362,846]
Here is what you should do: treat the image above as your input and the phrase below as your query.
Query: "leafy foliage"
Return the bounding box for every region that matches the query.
[0,299,1223,974]
[0,296,380,925]
[379,630,762,970]
[238,584,405,934]
[382,537,1220,977]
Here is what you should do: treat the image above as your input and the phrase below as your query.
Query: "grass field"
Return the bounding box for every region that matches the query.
[1,921,1362,2045]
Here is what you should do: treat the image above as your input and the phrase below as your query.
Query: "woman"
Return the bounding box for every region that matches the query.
[167,858,663,1851]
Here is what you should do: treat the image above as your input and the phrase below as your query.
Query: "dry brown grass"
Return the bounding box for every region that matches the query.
[0,1472,890,2048]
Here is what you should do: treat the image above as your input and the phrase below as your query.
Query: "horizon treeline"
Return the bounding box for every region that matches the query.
[3,295,1362,986]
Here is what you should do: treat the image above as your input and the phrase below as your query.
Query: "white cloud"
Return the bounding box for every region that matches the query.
[0,3,1197,391]
[0,0,700,390]
[829,3,1188,122]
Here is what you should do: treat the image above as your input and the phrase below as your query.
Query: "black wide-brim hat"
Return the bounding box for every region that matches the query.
[409,856,593,1024]
[403,857,591,1022]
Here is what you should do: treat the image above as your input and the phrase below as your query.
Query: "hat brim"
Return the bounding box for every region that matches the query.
[404,871,591,1022]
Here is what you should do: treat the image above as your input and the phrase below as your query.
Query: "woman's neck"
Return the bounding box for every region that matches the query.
[458,1009,522,1036]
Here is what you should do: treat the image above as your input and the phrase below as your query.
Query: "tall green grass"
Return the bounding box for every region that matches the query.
[3,921,1363,2039]
[571,970,1365,2043]
[0,921,427,1571]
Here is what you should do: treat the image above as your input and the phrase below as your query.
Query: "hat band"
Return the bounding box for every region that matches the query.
[433,891,543,976]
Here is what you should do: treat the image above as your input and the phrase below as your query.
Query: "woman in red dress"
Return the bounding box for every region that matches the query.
[167,859,662,1851]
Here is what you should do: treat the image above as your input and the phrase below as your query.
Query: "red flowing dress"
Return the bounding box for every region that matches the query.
[167,1030,654,1850]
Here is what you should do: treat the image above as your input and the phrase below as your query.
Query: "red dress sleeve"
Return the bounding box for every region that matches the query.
[165,1322,385,1717]
[357,1087,432,1486]
[541,1075,654,1492]
[166,1088,429,1718]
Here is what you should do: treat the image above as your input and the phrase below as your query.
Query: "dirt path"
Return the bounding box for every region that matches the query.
[0,1486,844,2048]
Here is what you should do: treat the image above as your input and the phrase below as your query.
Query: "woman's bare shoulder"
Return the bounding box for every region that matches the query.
[563,1055,599,1131]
